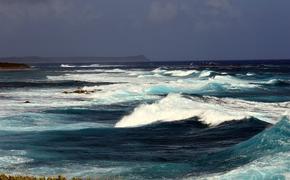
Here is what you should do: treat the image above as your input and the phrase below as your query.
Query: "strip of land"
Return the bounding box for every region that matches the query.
[0,62,30,70]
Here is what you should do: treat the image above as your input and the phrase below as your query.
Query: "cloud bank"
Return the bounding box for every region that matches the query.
[0,0,289,60]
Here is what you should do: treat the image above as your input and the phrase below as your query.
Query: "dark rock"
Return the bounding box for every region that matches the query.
[63,89,98,94]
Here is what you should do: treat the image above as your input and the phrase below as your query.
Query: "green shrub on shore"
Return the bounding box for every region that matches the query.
[0,174,69,180]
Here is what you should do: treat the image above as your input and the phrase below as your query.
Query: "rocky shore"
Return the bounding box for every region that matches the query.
[0,63,30,70]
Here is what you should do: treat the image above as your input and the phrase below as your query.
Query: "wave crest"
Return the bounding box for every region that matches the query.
[115,94,289,128]
[266,79,290,86]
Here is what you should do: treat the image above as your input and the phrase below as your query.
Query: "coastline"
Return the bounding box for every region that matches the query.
[0,62,30,71]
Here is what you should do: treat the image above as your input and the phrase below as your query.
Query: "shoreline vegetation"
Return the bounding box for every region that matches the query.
[0,174,68,180]
[0,62,30,70]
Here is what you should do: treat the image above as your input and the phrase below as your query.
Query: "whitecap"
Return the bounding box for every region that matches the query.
[115,94,290,128]
[60,64,76,68]
[80,64,124,68]
[150,68,199,77]
[46,70,260,108]
[199,70,213,78]
[163,70,199,77]
[246,72,255,76]
[0,150,33,169]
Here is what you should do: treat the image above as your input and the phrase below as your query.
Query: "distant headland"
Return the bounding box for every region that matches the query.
[0,62,30,70]
[0,55,149,64]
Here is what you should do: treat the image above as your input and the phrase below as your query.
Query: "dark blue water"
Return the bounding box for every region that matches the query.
[0,60,289,179]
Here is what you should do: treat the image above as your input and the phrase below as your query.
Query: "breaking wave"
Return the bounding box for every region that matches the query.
[115,94,290,128]
[151,68,199,77]
[46,71,259,101]
[199,70,214,78]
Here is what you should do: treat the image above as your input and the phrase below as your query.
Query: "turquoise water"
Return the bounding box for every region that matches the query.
[0,61,289,179]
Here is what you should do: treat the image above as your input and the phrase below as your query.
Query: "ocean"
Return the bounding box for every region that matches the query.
[0,60,289,179]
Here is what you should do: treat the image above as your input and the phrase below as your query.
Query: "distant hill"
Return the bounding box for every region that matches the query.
[0,55,149,64]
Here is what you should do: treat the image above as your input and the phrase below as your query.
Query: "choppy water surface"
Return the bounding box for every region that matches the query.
[0,61,289,179]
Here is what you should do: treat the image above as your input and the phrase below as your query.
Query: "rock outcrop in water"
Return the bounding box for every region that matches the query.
[63,89,98,94]
[0,62,30,70]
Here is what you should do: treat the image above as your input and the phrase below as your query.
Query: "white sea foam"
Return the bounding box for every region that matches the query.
[199,70,213,78]
[60,64,124,68]
[137,73,165,78]
[163,70,199,77]
[0,156,32,165]
[45,69,261,108]
[80,64,124,68]
[151,68,199,77]
[47,73,141,83]
[2,161,129,179]
[0,150,33,169]
[0,88,92,118]
[152,68,166,73]
[246,72,255,76]
[75,68,126,73]
[115,94,290,128]
[47,70,257,91]
[80,64,102,67]
[1,68,266,119]
[0,66,266,120]
[201,152,290,180]
[265,79,290,85]
[210,75,258,88]
[60,64,76,68]
[74,69,105,73]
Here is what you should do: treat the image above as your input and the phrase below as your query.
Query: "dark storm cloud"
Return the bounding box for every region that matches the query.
[0,0,48,4]
[0,0,290,60]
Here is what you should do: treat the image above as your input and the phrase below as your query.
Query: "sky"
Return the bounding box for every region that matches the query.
[0,0,290,60]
